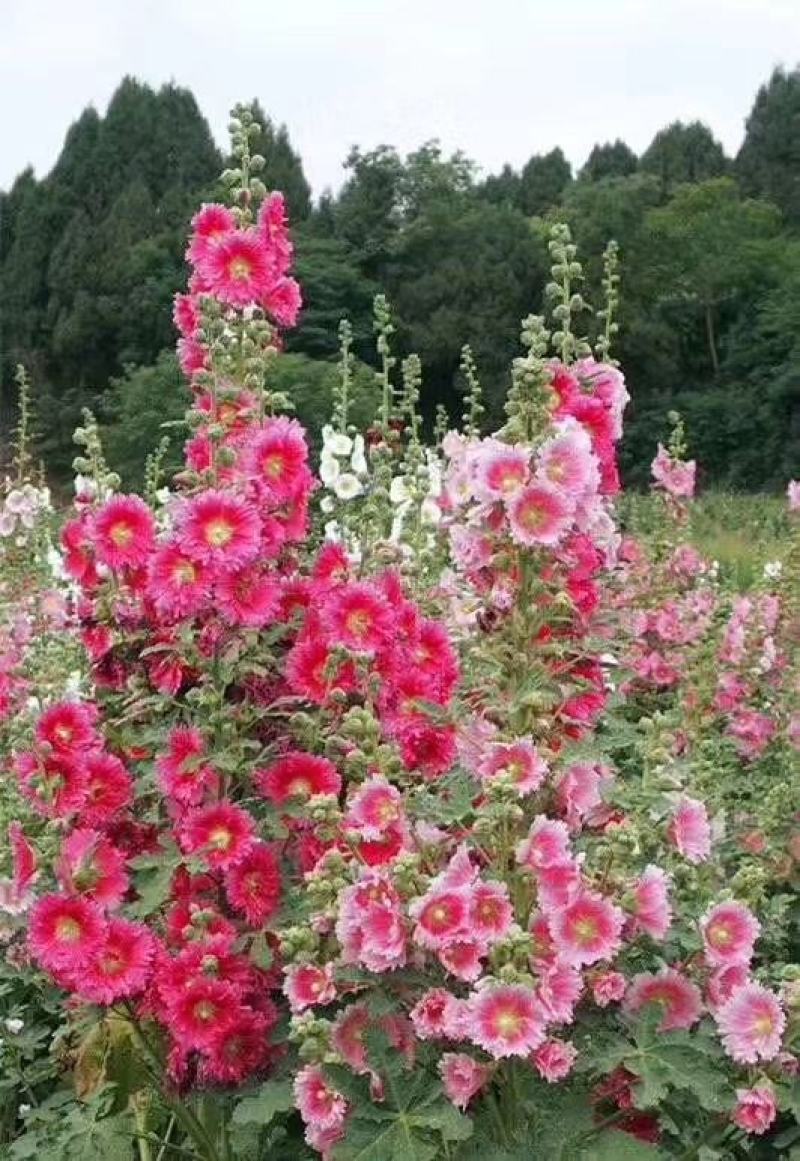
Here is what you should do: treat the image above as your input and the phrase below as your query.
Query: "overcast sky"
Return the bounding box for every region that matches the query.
[2,0,798,196]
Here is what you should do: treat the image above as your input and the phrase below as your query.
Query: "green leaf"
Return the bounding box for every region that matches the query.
[231,1079,295,1127]
[580,1130,665,1160]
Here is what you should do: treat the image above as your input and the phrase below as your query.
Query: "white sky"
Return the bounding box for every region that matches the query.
[1,0,798,195]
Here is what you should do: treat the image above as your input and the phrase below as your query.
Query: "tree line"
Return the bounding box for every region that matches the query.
[1,69,799,489]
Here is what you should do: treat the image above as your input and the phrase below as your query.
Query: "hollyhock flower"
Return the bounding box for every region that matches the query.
[57,828,129,910]
[397,719,457,778]
[78,919,155,1003]
[336,872,407,972]
[733,1084,777,1136]
[668,796,711,864]
[410,989,463,1040]
[284,635,357,704]
[629,865,672,940]
[701,901,760,967]
[178,491,261,568]
[331,1004,371,1073]
[28,894,107,973]
[716,982,785,1064]
[186,203,236,264]
[439,1053,491,1109]
[592,971,627,1007]
[507,481,574,547]
[246,418,309,501]
[651,444,696,499]
[788,479,800,511]
[538,426,599,496]
[480,739,547,795]
[535,859,584,912]
[284,963,336,1012]
[36,700,98,753]
[345,776,403,840]
[726,710,776,760]
[321,582,392,653]
[9,822,37,896]
[516,816,572,870]
[557,761,611,829]
[255,751,341,805]
[147,542,210,619]
[171,977,241,1050]
[265,276,302,327]
[173,292,199,336]
[16,751,88,819]
[295,1065,348,1133]
[224,843,282,926]
[216,565,279,628]
[411,888,469,950]
[470,881,513,941]
[536,964,584,1024]
[156,726,218,808]
[439,939,485,983]
[201,1010,273,1085]
[533,1038,578,1083]
[201,228,272,308]
[468,984,546,1059]
[624,969,703,1031]
[549,890,624,967]
[93,495,156,570]
[82,752,133,826]
[473,442,531,500]
[179,802,256,870]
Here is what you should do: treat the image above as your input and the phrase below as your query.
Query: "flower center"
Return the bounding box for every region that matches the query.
[209,826,233,850]
[205,519,233,547]
[229,257,252,281]
[573,916,598,945]
[55,917,82,943]
[110,521,133,547]
[496,1011,522,1037]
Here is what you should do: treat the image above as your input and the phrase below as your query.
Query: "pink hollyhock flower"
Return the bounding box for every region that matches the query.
[28,894,107,973]
[345,776,403,840]
[592,970,627,1008]
[147,542,210,619]
[726,710,776,761]
[321,582,392,653]
[178,802,256,870]
[173,292,199,336]
[440,846,480,889]
[549,890,624,967]
[701,901,760,967]
[733,1084,777,1135]
[295,1065,348,1133]
[178,491,261,568]
[284,963,336,1012]
[255,751,341,804]
[331,1004,371,1073]
[629,865,672,940]
[201,228,272,308]
[77,918,155,1004]
[57,828,129,910]
[156,726,218,807]
[624,969,703,1031]
[186,203,236,265]
[469,881,513,941]
[224,842,281,926]
[536,964,583,1024]
[507,480,574,547]
[36,700,98,753]
[668,796,711,864]
[411,888,470,950]
[410,989,464,1040]
[651,444,696,498]
[171,977,241,1050]
[246,417,309,501]
[516,816,572,870]
[533,1038,578,1083]
[439,1053,491,1109]
[336,872,407,973]
[787,479,799,511]
[9,821,38,896]
[537,426,599,497]
[557,761,611,830]
[716,982,786,1064]
[535,858,583,912]
[82,752,133,827]
[264,276,302,327]
[92,495,156,570]
[216,564,280,628]
[201,1010,273,1086]
[468,984,546,1059]
[473,441,530,500]
[439,939,485,983]
[480,739,548,795]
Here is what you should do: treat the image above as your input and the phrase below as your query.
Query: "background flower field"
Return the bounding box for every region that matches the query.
[0,105,798,1161]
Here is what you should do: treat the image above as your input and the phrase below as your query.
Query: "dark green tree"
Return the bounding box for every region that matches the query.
[518,148,572,216]
[736,66,800,227]
[639,121,727,195]
[580,140,638,182]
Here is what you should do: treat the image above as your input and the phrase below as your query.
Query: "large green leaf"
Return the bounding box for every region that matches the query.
[230,1079,295,1128]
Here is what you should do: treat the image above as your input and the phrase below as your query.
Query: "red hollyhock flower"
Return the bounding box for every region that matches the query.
[156,726,218,808]
[178,491,261,569]
[179,802,256,870]
[321,582,393,653]
[28,893,107,973]
[57,828,129,910]
[78,918,155,1004]
[147,542,211,620]
[170,977,242,1050]
[224,842,282,926]
[16,750,88,819]
[200,1009,274,1084]
[81,752,133,827]
[200,229,272,308]
[254,751,341,805]
[35,700,98,753]
[93,495,156,571]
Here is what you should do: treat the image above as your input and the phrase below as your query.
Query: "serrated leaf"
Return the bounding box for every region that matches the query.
[231,1079,294,1127]
[580,1130,665,1160]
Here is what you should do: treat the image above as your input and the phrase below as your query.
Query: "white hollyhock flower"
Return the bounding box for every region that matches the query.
[319,454,341,486]
[320,496,335,514]
[420,498,441,526]
[350,434,368,475]
[333,473,363,500]
[322,426,352,457]
[4,1018,23,1034]
[389,476,412,505]
[763,560,782,581]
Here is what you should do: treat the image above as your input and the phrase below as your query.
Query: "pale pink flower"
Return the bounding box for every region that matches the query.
[787,480,800,511]
[651,444,696,498]
[536,858,583,912]
[537,425,599,497]
[591,970,627,1008]
[473,441,530,501]
[706,964,750,1013]
[283,963,336,1012]
[411,888,470,951]
[469,881,514,941]
[548,890,624,967]
[701,901,760,967]
[480,739,548,795]
[294,1065,347,1132]
[532,1038,578,1082]
[516,816,571,870]
[668,796,711,864]
[507,481,574,548]
[716,982,785,1064]
[439,939,485,983]
[468,984,546,1059]
[410,989,463,1041]
[345,776,404,840]
[624,969,703,1031]
[733,1084,777,1135]
[629,865,672,941]
[536,964,583,1024]
[557,762,612,830]
[439,1053,491,1109]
